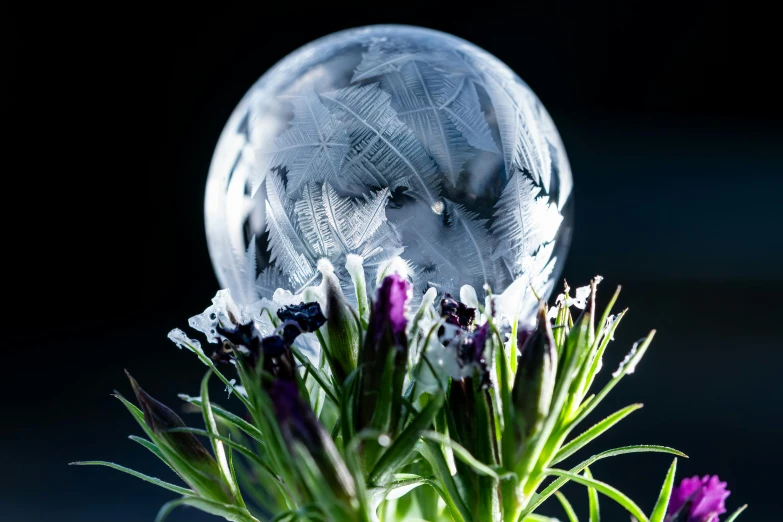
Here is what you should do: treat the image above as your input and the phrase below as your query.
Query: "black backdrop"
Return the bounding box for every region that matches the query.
[6,4,782,521]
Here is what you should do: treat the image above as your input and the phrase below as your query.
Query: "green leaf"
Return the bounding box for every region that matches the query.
[201,371,244,506]
[594,286,621,350]
[552,404,644,465]
[369,394,445,484]
[420,431,513,481]
[69,461,193,496]
[584,467,600,522]
[519,445,686,518]
[128,435,180,477]
[129,435,166,462]
[179,394,265,444]
[418,442,471,522]
[547,469,648,522]
[725,504,748,522]
[650,458,677,522]
[166,428,279,482]
[290,343,340,405]
[583,308,626,395]
[555,491,579,522]
[113,393,147,430]
[155,496,260,522]
[567,332,654,439]
[171,333,254,411]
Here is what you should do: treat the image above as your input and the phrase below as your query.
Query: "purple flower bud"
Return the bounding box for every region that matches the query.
[126,372,215,464]
[513,305,557,444]
[667,475,730,522]
[268,380,355,501]
[370,274,411,342]
[440,293,476,330]
[125,372,233,503]
[356,274,411,433]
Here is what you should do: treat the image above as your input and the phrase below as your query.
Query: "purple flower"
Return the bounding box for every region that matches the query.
[667,475,730,522]
[277,302,326,344]
[456,322,491,387]
[214,321,262,363]
[440,293,476,330]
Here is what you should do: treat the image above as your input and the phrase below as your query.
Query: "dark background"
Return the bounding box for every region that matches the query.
[6,4,781,521]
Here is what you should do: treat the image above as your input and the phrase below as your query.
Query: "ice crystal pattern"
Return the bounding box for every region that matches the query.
[206,25,573,319]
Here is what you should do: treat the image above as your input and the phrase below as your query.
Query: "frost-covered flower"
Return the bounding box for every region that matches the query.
[457,321,491,387]
[667,475,730,522]
[277,302,327,334]
[277,301,326,345]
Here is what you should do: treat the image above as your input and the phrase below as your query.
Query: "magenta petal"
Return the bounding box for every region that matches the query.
[690,475,730,521]
[668,475,730,522]
[373,274,411,338]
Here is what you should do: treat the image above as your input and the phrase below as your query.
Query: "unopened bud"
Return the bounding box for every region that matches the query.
[512,305,557,442]
[125,372,232,503]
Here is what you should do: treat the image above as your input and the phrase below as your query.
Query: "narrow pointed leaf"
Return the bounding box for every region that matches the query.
[649,458,677,522]
[552,404,643,465]
[725,504,748,522]
[69,461,193,496]
[155,496,259,522]
[585,467,600,522]
[519,445,686,517]
[179,394,265,444]
[547,469,648,522]
[201,371,242,505]
[555,491,579,522]
[568,332,655,431]
[369,394,445,484]
[420,431,511,480]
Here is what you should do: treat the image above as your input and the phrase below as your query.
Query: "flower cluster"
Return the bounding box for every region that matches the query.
[74,258,746,522]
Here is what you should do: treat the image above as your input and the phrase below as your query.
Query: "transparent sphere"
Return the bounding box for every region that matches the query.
[206,25,573,317]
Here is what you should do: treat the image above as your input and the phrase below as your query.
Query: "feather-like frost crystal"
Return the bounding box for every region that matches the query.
[206,25,573,322]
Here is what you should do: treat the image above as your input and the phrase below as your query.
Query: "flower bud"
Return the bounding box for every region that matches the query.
[277,301,327,346]
[125,372,233,503]
[512,305,557,443]
[356,274,411,434]
[268,380,356,502]
[318,259,359,382]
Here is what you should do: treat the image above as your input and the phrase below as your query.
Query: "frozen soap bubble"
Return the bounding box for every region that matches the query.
[205,25,573,321]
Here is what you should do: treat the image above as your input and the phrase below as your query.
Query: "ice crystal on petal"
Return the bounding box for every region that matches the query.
[612,338,643,378]
[168,328,204,356]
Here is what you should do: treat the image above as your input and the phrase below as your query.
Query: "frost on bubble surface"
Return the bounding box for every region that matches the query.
[205,25,573,323]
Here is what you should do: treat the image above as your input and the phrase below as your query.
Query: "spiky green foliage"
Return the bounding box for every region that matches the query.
[73,262,744,522]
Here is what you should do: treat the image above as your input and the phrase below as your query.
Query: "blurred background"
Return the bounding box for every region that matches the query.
[6,3,781,521]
